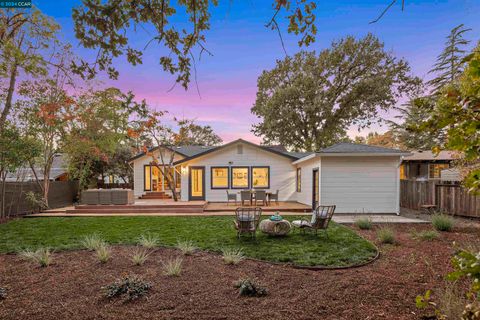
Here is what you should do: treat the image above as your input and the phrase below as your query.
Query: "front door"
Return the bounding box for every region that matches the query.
[312,168,319,209]
[189,166,205,200]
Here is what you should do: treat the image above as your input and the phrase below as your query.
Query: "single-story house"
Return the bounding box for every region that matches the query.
[400,150,460,181]
[129,139,410,214]
[5,154,69,182]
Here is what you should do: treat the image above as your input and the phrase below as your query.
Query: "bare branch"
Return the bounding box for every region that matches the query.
[369,0,398,24]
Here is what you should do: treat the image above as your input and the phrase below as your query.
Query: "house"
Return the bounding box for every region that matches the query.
[129,139,410,214]
[5,154,69,182]
[400,151,460,181]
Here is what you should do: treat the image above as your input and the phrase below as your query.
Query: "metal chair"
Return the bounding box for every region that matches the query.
[269,190,279,205]
[233,207,262,239]
[254,190,267,206]
[292,205,336,237]
[226,191,237,206]
[240,190,251,206]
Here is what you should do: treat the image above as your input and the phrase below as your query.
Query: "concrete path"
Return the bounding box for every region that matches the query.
[332,215,428,224]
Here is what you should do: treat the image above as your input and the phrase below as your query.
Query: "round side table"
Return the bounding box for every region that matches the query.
[259,219,291,236]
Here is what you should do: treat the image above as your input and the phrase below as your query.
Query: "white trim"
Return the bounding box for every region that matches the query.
[319,152,412,157]
[292,153,317,165]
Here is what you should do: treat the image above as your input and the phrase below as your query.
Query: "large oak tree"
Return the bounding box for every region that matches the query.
[251,34,420,151]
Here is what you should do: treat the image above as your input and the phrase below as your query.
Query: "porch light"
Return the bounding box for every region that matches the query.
[181,166,188,174]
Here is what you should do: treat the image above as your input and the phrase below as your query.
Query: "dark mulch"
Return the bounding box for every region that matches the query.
[0,223,479,320]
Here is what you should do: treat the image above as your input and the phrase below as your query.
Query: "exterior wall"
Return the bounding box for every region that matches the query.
[440,168,460,181]
[131,149,185,198]
[179,142,297,202]
[320,156,400,214]
[295,157,321,207]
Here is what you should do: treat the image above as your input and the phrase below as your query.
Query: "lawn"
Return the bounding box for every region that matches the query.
[0,216,377,267]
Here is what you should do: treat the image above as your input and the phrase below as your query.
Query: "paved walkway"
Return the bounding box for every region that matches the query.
[27,212,428,223]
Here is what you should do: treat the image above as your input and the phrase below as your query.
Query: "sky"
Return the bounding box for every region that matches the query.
[34,0,480,143]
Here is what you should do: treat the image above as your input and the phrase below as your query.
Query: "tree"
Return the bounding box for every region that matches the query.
[427,24,471,94]
[0,8,60,132]
[70,0,318,88]
[63,88,135,190]
[366,131,402,149]
[251,34,419,151]
[426,44,480,194]
[174,118,222,146]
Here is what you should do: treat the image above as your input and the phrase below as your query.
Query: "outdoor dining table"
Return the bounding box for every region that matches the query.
[237,190,274,206]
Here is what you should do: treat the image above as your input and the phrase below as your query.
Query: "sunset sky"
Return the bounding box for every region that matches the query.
[36,0,479,143]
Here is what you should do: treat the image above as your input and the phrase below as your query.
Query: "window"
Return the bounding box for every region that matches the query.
[231,167,249,189]
[429,163,449,179]
[296,168,301,192]
[144,165,151,191]
[400,164,407,180]
[252,167,269,189]
[211,167,229,189]
[175,167,181,189]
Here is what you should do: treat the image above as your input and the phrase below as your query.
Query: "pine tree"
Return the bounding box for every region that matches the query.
[427,24,471,94]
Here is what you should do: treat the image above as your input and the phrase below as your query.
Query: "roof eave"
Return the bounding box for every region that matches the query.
[318,152,412,157]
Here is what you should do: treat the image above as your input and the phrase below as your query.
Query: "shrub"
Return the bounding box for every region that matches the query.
[19,248,52,267]
[131,247,150,266]
[138,234,159,248]
[176,240,196,255]
[221,248,245,265]
[431,214,455,232]
[411,229,440,241]
[0,287,6,300]
[80,234,105,251]
[96,243,111,263]
[104,275,152,302]
[162,257,183,276]
[354,217,373,230]
[377,227,395,244]
[235,278,267,297]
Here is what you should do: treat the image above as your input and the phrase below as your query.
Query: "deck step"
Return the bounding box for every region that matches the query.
[75,204,205,210]
[66,208,204,214]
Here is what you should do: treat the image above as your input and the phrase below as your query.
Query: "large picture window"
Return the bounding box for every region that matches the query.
[231,167,249,189]
[211,167,229,189]
[144,165,151,191]
[252,166,269,189]
[296,168,301,192]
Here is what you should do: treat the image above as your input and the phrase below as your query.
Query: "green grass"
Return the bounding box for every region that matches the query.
[0,217,377,267]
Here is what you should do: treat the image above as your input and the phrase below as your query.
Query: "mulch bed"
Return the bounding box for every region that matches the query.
[1,223,479,320]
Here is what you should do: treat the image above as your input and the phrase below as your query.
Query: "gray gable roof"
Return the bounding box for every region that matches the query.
[319,142,406,154]
[171,145,217,157]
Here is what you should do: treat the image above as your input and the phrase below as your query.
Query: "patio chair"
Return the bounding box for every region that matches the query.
[240,190,251,206]
[234,207,262,239]
[291,205,336,237]
[254,190,267,206]
[226,190,237,206]
[269,190,279,205]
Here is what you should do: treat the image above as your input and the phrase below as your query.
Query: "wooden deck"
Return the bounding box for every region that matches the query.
[204,201,311,213]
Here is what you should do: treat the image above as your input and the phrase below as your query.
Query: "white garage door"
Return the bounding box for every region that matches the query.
[320,157,399,213]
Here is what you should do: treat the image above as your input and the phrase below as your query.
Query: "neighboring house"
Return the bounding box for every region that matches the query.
[5,154,69,182]
[129,139,410,214]
[400,151,460,181]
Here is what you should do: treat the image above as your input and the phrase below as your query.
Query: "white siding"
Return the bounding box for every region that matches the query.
[320,157,400,214]
[295,157,321,206]
[179,142,297,202]
[131,149,185,198]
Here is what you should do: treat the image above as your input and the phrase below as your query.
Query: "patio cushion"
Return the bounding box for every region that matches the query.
[292,220,311,228]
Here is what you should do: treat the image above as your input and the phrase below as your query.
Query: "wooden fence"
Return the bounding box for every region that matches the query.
[0,181,78,218]
[400,180,480,218]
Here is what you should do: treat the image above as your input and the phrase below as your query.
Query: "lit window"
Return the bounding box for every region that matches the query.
[296,168,301,192]
[211,167,229,189]
[232,167,249,189]
[252,167,269,189]
[429,163,449,179]
[144,166,151,191]
[400,164,407,180]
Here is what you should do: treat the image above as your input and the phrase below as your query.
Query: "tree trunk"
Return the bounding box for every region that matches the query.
[0,62,18,132]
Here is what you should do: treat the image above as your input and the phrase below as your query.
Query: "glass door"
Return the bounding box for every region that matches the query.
[189,166,205,200]
[312,168,319,209]
[151,166,164,192]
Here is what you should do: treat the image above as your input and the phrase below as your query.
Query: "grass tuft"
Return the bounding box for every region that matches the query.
[104,275,152,302]
[235,278,267,297]
[138,234,159,248]
[96,243,111,263]
[131,247,150,266]
[176,240,196,255]
[354,217,373,230]
[19,248,52,267]
[411,229,440,241]
[162,257,183,276]
[377,227,395,244]
[221,247,245,265]
[431,214,455,232]
[80,234,105,251]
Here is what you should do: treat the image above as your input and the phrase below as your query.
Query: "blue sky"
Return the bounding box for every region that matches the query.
[33,0,479,142]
